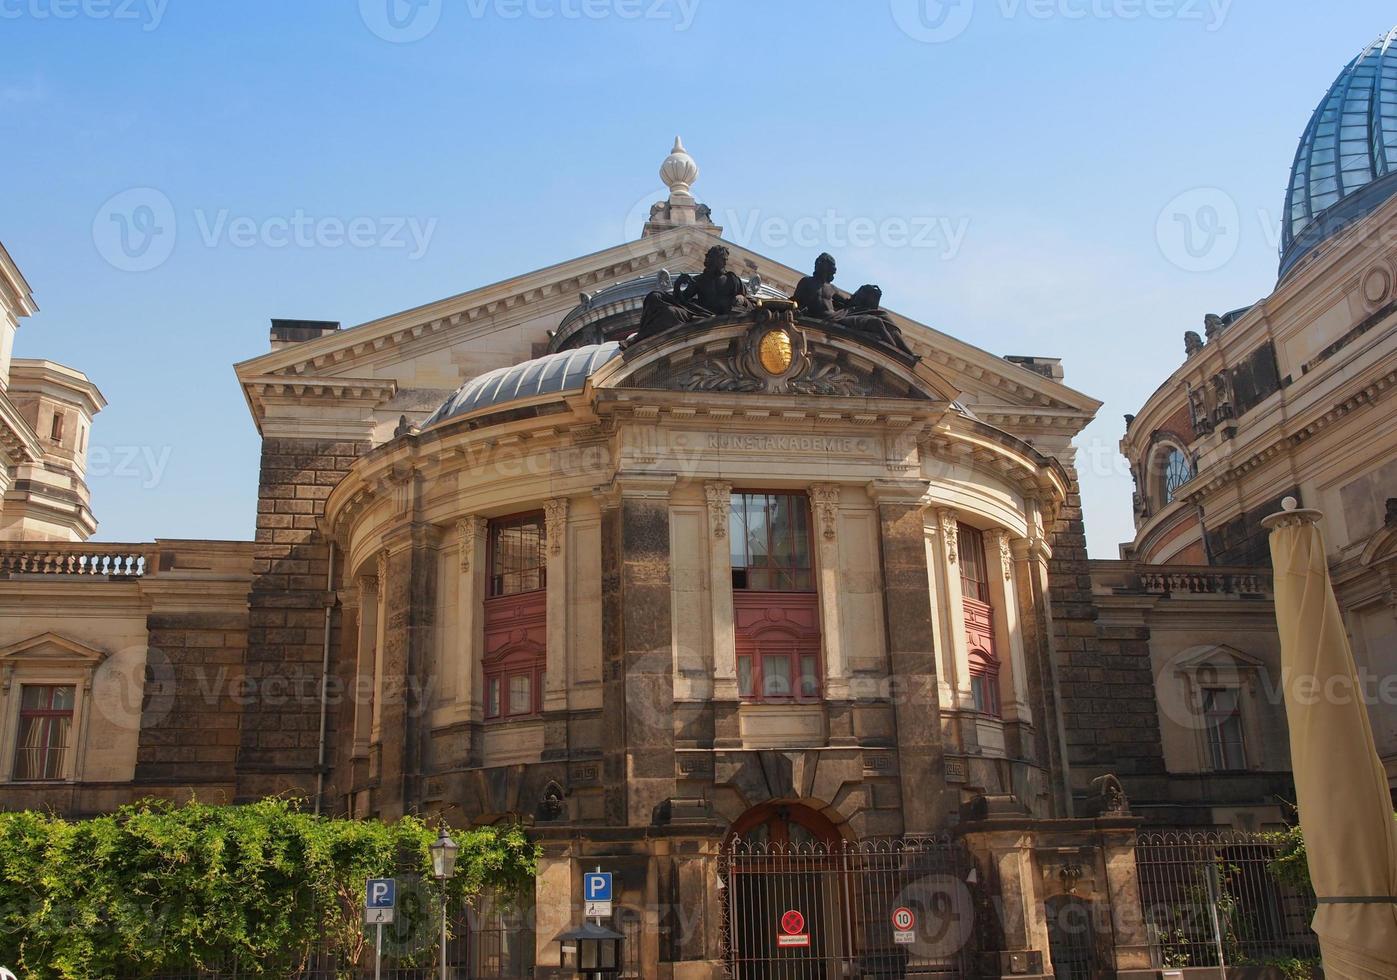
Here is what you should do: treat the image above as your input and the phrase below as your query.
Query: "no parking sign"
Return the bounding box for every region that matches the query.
[777,908,809,948]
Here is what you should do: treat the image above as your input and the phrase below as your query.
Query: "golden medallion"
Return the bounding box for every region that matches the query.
[758,328,793,375]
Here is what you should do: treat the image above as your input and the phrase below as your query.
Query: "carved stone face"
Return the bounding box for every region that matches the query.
[704,246,729,275]
[815,252,836,281]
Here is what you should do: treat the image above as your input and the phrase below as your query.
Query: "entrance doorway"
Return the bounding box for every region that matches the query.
[720,803,976,979]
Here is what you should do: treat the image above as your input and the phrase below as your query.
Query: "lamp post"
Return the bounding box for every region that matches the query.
[429,828,459,980]
[557,921,625,978]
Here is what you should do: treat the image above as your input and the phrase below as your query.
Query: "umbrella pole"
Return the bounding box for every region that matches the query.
[1204,858,1227,978]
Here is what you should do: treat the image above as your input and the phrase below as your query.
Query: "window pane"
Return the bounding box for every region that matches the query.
[971,675,988,714]
[958,524,988,602]
[731,493,813,592]
[762,655,791,698]
[738,656,754,698]
[799,655,820,698]
[488,678,501,718]
[490,514,546,597]
[509,674,532,715]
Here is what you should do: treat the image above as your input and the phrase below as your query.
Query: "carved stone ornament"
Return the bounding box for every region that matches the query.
[705,482,732,539]
[938,510,959,564]
[809,484,840,541]
[376,549,389,587]
[456,516,485,572]
[621,319,927,400]
[997,531,1013,581]
[545,498,569,556]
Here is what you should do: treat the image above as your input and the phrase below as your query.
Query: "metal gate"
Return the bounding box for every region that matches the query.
[719,836,978,979]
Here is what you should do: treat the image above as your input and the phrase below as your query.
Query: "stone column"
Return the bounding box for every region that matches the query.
[958,826,1052,977]
[1012,526,1073,818]
[376,520,441,819]
[453,516,485,725]
[371,549,388,747]
[544,498,570,714]
[809,484,850,702]
[986,529,1032,725]
[874,486,956,832]
[533,842,576,971]
[543,498,571,759]
[705,481,742,750]
[600,476,677,827]
[1098,826,1155,979]
[934,508,973,711]
[352,574,378,758]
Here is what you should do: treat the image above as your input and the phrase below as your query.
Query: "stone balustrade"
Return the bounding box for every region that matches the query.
[0,543,155,578]
[1091,559,1272,597]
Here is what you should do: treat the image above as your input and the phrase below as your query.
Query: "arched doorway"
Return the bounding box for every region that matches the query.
[723,802,847,979]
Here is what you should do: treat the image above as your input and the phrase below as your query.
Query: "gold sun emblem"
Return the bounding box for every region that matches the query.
[758,328,794,375]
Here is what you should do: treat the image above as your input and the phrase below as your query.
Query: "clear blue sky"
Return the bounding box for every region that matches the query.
[2,0,1391,555]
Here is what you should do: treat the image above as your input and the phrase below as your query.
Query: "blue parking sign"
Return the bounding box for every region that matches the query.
[366,878,396,909]
[583,872,612,903]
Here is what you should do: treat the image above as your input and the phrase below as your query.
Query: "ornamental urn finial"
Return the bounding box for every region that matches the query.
[660,136,698,199]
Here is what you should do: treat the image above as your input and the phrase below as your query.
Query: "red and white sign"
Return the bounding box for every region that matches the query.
[777,909,810,948]
[891,906,916,945]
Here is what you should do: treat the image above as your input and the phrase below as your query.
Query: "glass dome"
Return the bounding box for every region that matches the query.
[1281,26,1397,278]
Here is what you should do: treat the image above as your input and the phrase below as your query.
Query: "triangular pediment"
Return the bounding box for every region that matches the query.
[235,225,1100,438]
[0,631,107,667]
[1172,644,1267,672]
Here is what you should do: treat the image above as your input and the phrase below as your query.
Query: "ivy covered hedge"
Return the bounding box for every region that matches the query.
[0,799,537,979]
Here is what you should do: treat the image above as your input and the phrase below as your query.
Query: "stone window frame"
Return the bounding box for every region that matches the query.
[1170,644,1268,775]
[0,633,106,784]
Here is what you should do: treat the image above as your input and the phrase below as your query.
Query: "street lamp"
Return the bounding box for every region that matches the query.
[557,921,624,977]
[429,828,458,980]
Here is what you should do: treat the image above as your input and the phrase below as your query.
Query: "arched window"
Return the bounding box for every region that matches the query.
[1162,447,1192,503]
[968,650,1000,717]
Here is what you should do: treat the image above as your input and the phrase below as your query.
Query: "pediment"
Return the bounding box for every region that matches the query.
[234,224,1100,436]
[0,632,108,668]
[1172,644,1266,673]
[594,313,956,403]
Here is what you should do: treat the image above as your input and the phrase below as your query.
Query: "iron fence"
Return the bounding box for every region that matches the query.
[719,835,979,979]
[1135,830,1319,971]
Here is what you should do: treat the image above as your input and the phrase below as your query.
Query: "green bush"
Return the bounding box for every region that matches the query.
[0,799,537,979]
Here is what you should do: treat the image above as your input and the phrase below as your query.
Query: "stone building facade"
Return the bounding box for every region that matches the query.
[0,142,1172,976]
[1103,26,1397,828]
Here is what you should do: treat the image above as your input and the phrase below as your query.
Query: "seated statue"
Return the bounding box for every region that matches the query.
[792,253,915,357]
[634,245,752,343]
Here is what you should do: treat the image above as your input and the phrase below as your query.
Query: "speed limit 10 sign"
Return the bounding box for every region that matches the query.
[891,906,916,945]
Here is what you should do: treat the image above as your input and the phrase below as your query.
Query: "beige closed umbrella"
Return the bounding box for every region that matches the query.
[1263,498,1397,978]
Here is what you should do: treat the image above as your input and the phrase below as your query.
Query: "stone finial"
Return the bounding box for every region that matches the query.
[659,136,698,200]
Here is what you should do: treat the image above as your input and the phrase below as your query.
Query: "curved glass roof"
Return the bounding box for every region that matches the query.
[1281,26,1397,278]
[422,342,621,429]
